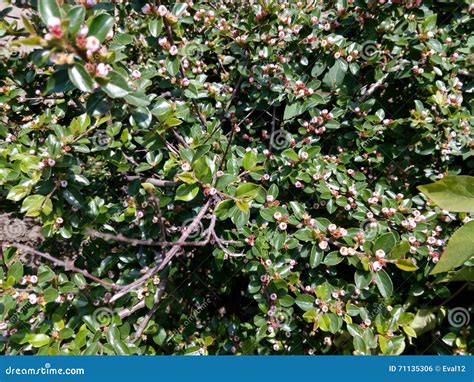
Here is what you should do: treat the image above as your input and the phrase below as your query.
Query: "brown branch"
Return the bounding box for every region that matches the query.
[119,300,146,319]
[87,229,211,248]
[358,72,390,103]
[134,278,168,340]
[211,231,245,258]
[109,198,214,303]
[11,243,119,290]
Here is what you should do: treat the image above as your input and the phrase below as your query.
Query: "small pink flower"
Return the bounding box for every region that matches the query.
[142,3,152,14]
[278,222,287,230]
[95,63,111,77]
[157,5,169,17]
[372,261,383,272]
[77,26,88,38]
[86,36,100,53]
[131,70,141,80]
[169,45,178,56]
[181,162,191,172]
[318,240,328,250]
[375,249,385,260]
[47,17,62,38]
[106,29,114,41]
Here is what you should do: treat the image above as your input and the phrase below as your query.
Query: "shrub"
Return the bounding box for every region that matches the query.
[0,0,472,355]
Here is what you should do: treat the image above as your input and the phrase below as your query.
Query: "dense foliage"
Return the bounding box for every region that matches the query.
[0,0,473,355]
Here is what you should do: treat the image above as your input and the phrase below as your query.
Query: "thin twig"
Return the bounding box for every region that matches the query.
[211,231,245,257]
[87,229,211,248]
[11,243,119,290]
[358,72,390,103]
[134,278,168,340]
[109,198,214,303]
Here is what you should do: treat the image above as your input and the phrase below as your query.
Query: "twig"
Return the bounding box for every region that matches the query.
[134,278,168,340]
[11,243,119,290]
[109,198,214,303]
[172,129,189,148]
[87,229,211,248]
[119,300,146,319]
[211,231,245,257]
[358,72,390,103]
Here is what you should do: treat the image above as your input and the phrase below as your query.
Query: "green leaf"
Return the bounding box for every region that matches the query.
[21,195,46,217]
[236,200,250,213]
[68,64,94,92]
[100,71,130,98]
[435,266,474,283]
[8,262,23,283]
[28,334,50,348]
[417,176,474,213]
[38,0,61,25]
[374,269,393,298]
[166,57,180,76]
[175,183,199,202]
[431,221,474,274]
[294,228,314,242]
[7,185,31,202]
[295,294,315,311]
[396,259,418,272]
[106,326,129,355]
[214,199,234,220]
[409,308,438,336]
[43,287,59,303]
[242,150,257,171]
[67,6,86,35]
[283,102,305,121]
[235,183,260,199]
[149,19,163,37]
[323,60,348,89]
[88,13,114,42]
[374,232,397,254]
[389,241,410,259]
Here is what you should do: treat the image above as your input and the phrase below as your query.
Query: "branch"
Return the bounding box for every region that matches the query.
[87,229,211,248]
[134,278,168,340]
[109,198,214,303]
[358,72,390,103]
[211,231,245,258]
[11,243,119,290]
